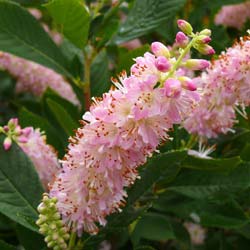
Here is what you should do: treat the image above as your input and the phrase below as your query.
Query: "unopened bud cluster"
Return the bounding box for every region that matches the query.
[36,194,69,250]
[177,20,214,55]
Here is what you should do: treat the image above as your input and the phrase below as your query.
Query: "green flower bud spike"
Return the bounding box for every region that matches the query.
[36,193,70,250]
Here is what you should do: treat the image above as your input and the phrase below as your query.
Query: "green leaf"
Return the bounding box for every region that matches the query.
[0,240,16,250]
[154,194,249,229]
[112,0,186,43]
[45,0,90,49]
[90,50,110,97]
[11,0,45,5]
[0,0,73,78]
[43,88,80,121]
[131,212,175,245]
[46,98,79,136]
[168,162,250,199]
[127,150,187,205]
[18,107,66,157]
[0,135,44,231]
[135,246,157,250]
[16,224,46,250]
[182,155,241,172]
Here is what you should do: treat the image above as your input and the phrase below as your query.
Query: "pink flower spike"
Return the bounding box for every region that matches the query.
[163,78,182,98]
[155,56,171,72]
[175,32,189,47]
[151,42,170,57]
[185,59,210,70]
[3,137,12,151]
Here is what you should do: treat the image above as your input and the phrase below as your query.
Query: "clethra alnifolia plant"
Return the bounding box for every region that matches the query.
[1,1,250,249]
[26,20,213,249]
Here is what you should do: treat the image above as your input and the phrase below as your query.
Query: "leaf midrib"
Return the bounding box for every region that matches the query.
[0,163,38,215]
[0,26,71,79]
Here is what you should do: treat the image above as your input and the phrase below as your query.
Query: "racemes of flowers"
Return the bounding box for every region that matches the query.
[0,118,60,189]
[215,2,250,30]
[0,8,78,106]
[43,19,214,242]
[0,52,79,106]
[184,35,250,139]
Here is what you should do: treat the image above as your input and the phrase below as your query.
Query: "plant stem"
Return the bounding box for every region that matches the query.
[160,36,197,86]
[83,55,91,111]
[103,0,125,23]
[68,231,77,250]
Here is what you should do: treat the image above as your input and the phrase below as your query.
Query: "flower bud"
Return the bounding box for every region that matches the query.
[21,127,32,136]
[0,126,4,134]
[7,118,18,130]
[177,19,193,35]
[155,56,171,72]
[196,44,215,55]
[163,79,182,98]
[200,29,211,36]
[3,137,12,151]
[151,42,170,57]
[197,35,211,44]
[18,136,29,143]
[175,32,189,47]
[37,193,70,250]
[185,59,210,70]
[179,76,197,91]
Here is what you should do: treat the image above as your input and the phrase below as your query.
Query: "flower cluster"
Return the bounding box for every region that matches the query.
[184,36,250,138]
[0,118,60,189]
[37,194,70,250]
[49,20,213,235]
[0,8,77,105]
[0,52,79,106]
[215,2,250,30]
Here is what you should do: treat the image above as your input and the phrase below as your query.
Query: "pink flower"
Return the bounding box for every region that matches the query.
[0,52,79,106]
[215,2,250,30]
[184,36,250,138]
[49,25,212,235]
[1,118,60,189]
[155,56,171,72]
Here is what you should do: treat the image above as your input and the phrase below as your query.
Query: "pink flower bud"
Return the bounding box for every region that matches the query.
[3,137,12,151]
[155,56,171,72]
[18,136,29,143]
[22,127,33,137]
[197,44,215,55]
[8,118,18,129]
[185,59,210,70]
[179,76,197,91]
[177,19,193,35]
[163,79,182,98]
[197,35,211,44]
[175,32,189,47]
[3,126,9,133]
[151,42,170,57]
[200,29,211,36]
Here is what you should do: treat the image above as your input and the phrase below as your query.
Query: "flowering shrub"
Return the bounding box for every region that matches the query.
[0,1,250,250]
